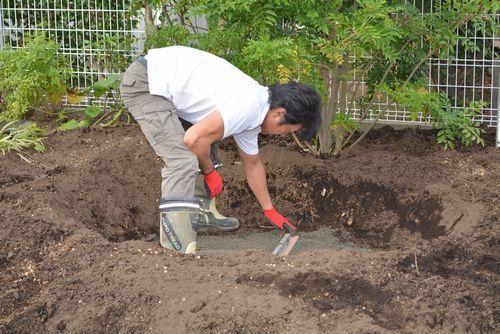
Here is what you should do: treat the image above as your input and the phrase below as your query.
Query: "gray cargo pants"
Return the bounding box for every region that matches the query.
[119,60,198,198]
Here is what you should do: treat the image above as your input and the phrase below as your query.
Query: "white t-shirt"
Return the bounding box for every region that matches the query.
[146,46,269,155]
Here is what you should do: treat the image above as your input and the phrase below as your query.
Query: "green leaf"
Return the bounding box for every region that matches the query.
[78,119,91,129]
[58,119,80,131]
[85,105,102,119]
[91,75,120,98]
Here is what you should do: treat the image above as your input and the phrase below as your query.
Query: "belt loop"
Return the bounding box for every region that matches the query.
[136,55,147,67]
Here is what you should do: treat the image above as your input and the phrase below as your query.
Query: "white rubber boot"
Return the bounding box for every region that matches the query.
[159,198,200,255]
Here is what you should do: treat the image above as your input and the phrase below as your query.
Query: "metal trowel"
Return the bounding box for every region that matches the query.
[272,232,299,256]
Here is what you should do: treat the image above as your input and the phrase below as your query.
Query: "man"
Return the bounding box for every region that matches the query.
[120,46,321,255]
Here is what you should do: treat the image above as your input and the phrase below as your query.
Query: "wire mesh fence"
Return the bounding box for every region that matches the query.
[0,0,143,90]
[0,1,498,128]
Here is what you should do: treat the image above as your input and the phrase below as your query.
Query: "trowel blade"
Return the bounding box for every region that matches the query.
[272,233,299,256]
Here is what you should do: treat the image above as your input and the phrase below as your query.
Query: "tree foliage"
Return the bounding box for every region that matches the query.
[139,0,496,153]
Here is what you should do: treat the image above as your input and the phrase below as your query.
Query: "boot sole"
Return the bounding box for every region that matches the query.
[198,211,240,232]
[195,223,240,232]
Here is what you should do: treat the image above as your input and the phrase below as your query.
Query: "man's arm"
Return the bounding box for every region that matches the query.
[237,147,273,210]
[183,111,224,174]
[238,147,298,233]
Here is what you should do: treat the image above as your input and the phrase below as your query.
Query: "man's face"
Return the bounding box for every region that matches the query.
[261,108,303,137]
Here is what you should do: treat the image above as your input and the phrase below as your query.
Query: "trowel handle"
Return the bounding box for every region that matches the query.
[284,224,298,236]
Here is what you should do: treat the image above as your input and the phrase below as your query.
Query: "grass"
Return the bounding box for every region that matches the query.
[0,121,46,162]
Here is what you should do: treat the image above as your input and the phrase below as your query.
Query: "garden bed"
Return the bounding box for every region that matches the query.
[0,125,498,333]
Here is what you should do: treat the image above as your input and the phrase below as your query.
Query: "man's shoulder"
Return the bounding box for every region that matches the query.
[149,46,215,62]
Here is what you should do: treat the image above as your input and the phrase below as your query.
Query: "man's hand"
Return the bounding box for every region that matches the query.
[203,168,223,199]
[263,207,297,234]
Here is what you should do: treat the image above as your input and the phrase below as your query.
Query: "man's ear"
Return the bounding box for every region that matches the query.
[273,107,286,119]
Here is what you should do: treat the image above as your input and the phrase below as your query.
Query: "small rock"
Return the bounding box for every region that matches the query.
[56,320,66,332]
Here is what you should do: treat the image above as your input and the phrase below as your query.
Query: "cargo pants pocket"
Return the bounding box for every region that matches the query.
[134,100,184,146]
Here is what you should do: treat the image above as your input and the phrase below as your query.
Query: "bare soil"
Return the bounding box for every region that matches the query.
[0,124,498,334]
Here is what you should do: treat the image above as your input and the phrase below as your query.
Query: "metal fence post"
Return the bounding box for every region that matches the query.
[495,37,500,148]
[497,71,500,147]
[0,11,4,50]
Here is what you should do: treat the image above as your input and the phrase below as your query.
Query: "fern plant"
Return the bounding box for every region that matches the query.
[434,102,486,150]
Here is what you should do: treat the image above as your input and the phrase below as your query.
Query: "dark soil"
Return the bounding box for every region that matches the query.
[0,125,498,333]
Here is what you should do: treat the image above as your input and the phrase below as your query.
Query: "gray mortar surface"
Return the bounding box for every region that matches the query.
[197,227,371,256]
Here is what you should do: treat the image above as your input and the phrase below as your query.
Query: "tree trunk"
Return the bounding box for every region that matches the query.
[144,4,154,38]
[318,64,339,153]
[332,55,350,155]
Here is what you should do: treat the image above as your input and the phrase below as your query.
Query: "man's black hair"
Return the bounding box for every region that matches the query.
[268,81,322,141]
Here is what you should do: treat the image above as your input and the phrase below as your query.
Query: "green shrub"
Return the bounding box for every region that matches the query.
[0,34,69,121]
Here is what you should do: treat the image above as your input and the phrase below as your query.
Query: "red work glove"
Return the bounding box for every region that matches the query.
[263,207,297,234]
[203,168,223,199]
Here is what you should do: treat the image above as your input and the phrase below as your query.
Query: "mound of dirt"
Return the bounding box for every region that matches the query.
[0,125,498,333]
